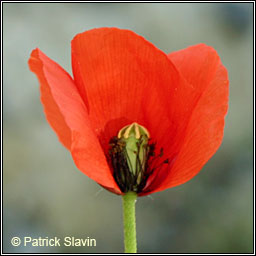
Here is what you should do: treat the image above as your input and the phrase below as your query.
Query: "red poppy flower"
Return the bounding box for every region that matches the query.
[28,28,229,196]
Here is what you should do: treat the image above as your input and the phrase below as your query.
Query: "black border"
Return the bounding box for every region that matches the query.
[1,1,255,255]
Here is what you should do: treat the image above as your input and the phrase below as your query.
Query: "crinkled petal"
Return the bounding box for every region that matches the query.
[28,49,120,192]
[143,44,229,194]
[71,28,195,163]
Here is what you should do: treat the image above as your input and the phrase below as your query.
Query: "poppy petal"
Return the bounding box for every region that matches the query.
[71,28,194,159]
[149,44,229,193]
[28,49,72,149]
[28,49,120,192]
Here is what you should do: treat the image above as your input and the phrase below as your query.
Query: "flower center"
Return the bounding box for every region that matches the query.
[109,122,153,193]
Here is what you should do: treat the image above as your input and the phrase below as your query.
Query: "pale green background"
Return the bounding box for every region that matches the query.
[3,2,253,253]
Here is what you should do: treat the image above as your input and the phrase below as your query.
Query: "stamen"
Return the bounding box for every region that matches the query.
[108,122,169,193]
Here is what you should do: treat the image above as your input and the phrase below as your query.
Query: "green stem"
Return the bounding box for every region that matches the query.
[122,191,137,253]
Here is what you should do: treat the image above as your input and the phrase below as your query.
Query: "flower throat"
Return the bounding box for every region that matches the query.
[108,123,169,193]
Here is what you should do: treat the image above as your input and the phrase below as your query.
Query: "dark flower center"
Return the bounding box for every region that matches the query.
[108,123,169,193]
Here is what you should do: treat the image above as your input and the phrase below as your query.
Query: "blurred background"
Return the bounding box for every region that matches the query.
[3,2,253,253]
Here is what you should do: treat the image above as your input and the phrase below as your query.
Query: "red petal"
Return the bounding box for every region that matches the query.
[71,28,194,159]
[145,44,229,194]
[28,49,72,149]
[28,49,120,192]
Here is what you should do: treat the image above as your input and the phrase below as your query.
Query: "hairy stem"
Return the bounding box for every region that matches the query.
[122,191,137,253]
